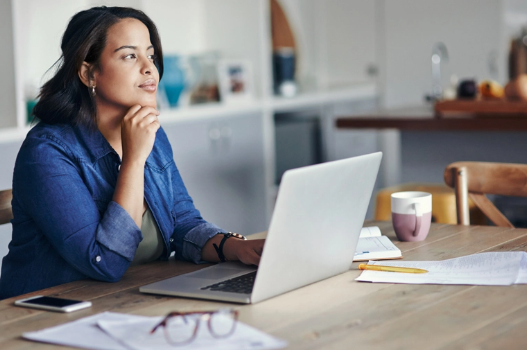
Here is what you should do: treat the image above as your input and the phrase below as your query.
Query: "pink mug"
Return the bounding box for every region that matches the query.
[391,191,432,242]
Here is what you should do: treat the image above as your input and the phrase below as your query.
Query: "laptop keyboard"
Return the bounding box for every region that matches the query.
[200,271,257,294]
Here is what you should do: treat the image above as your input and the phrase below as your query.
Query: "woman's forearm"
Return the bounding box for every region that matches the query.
[112,158,145,228]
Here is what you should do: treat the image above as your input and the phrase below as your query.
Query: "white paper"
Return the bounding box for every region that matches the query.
[515,252,527,284]
[359,226,382,238]
[23,312,287,350]
[98,314,286,350]
[355,252,526,286]
[354,236,402,261]
[23,312,129,350]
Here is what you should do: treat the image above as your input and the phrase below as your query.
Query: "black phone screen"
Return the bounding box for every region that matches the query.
[23,296,83,307]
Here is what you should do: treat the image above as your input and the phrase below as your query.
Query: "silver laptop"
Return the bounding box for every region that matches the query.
[140,152,382,304]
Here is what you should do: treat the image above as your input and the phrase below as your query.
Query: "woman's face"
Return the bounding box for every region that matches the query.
[92,18,159,113]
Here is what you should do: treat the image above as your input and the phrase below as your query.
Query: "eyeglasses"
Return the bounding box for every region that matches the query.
[150,308,239,346]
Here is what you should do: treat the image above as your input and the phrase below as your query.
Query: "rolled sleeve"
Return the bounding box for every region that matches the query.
[96,201,142,261]
[181,222,226,264]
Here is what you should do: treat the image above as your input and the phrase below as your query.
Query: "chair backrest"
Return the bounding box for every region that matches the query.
[0,189,13,225]
[444,161,527,227]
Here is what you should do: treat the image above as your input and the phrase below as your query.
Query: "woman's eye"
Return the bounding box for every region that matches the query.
[124,54,137,60]
[148,54,157,60]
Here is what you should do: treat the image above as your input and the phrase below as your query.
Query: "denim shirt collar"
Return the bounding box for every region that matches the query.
[72,123,116,163]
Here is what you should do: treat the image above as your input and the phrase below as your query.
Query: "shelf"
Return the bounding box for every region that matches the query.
[268,83,377,113]
[159,102,263,123]
[159,83,378,122]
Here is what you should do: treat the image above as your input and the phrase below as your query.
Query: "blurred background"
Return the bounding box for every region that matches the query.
[1,0,527,268]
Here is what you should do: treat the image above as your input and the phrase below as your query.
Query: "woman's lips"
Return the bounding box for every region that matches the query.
[138,79,157,92]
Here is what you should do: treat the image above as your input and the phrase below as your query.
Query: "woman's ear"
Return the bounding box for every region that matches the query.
[78,62,93,88]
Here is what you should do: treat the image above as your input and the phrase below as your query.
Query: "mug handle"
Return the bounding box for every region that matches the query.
[413,203,422,237]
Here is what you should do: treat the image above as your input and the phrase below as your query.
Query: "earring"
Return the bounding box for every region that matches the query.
[90,85,96,97]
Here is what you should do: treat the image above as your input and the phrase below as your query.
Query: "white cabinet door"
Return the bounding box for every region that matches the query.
[163,113,267,236]
[280,0,377,90]
[322,0,378,87]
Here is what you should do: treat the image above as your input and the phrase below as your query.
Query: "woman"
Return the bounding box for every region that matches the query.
[0,6,264,300]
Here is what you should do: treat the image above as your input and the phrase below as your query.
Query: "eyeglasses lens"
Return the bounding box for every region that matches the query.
[165,315,199,345]
[209,309,237,338]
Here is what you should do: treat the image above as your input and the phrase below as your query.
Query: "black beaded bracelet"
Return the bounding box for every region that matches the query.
[213,232,247,262]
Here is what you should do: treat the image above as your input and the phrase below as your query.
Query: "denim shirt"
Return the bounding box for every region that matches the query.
[0,122,225,299]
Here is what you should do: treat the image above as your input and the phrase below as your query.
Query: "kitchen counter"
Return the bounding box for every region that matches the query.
[336,104,527,131]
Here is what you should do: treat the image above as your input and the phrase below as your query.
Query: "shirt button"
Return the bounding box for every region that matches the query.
[95,256,102,263]
[169,238,174,243]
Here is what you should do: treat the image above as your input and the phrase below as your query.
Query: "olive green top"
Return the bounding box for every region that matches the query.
[131,207,165,266]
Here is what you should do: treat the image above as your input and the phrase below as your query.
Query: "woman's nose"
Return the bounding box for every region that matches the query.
[141,56,154,75]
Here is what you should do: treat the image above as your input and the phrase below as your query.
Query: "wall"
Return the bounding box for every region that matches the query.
[382,0,505,108]
[0,0,17,128]
[504,0,527,39]
[141,0,206,55]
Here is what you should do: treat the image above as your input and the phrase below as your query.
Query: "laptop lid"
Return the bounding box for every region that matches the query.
[250,152,382,303]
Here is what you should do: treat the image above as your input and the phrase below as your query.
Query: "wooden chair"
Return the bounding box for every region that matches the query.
[444,162,527,227]
[0,189,13,225]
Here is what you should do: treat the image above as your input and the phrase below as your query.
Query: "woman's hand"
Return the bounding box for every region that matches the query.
[121,105,160,165]
[112,105,160,227]
[223,238,265,266]
[201,235,265,266]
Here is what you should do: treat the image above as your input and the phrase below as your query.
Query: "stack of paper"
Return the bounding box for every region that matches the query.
[23,312,287,350]
[356,251,527,286]
[354,226,402,261]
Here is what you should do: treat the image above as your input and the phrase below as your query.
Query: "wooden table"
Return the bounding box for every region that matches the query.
[2,222,527,349]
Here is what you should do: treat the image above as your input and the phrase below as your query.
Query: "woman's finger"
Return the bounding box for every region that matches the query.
[134,106,159,119]
[248,250,261,265]
[148,120,161,133]
[240,249,261,266]
[123,104,142,121]
[252,240,264,255]
[138,114,159,128]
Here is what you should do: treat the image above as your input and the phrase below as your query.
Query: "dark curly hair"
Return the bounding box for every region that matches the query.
[32,6,164,128]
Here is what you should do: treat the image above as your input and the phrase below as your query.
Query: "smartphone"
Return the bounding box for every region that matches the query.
[14,295,92,313]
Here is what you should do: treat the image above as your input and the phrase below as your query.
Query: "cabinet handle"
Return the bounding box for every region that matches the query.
[208,128,221,140]
[366,63,378,77]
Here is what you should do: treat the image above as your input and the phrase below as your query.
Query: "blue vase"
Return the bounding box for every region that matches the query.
[161,56,186,107]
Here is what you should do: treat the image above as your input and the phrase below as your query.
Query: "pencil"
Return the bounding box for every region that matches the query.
[358,263,428,274]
